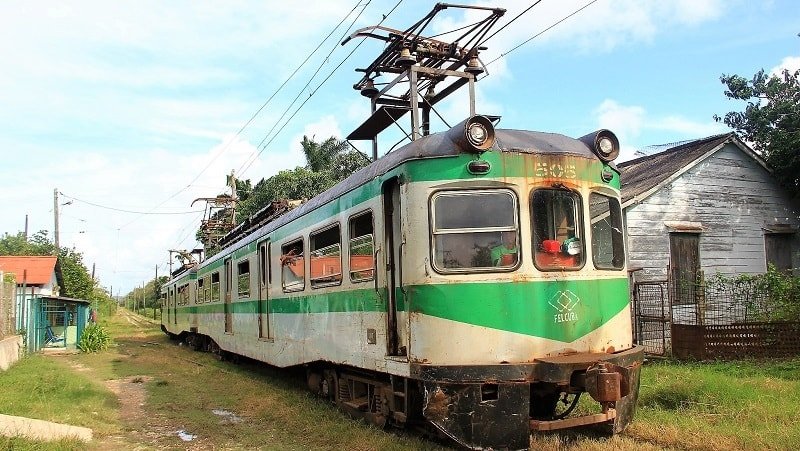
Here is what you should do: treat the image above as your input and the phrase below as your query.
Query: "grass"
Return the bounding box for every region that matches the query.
[2,307,800,450]
[628,359,800,450]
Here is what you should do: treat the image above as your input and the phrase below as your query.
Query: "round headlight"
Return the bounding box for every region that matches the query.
[467,123,488,147]
[598,137,615,156]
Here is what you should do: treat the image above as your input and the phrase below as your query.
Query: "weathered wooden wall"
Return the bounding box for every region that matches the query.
[625,142,800,281]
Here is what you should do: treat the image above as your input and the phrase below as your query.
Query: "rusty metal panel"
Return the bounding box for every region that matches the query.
[672,322,800,360]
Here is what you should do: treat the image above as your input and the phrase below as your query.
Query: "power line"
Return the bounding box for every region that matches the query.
[482,0,543,44]
[485,0,600,69]
[237,0,375,176]
[59,192,203,215]
[181,0,368,190]
[239,0,405,177]
[115,0,368,229]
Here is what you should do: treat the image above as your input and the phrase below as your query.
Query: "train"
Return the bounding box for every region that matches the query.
[160,6,643,449]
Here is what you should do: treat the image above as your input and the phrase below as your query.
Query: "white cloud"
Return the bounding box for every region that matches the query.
[770,56,800,77]
[593,99,727,161]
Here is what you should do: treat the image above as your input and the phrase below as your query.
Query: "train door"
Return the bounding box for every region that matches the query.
[382,177,406,356]
[224,257,233,333]
[257,240,272,339]
[171,287,176,326]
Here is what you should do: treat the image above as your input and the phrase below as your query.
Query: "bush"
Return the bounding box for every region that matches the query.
[78,324,111,353]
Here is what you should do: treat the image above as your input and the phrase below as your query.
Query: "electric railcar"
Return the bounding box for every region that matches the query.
[161,116,643,450]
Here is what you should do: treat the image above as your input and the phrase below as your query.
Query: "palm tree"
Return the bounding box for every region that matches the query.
[300,136,351,172]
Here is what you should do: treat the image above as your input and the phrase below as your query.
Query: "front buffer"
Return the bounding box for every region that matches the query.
[411,346,643,450]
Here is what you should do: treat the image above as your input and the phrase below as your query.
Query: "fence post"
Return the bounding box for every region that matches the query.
[696,270,706,327]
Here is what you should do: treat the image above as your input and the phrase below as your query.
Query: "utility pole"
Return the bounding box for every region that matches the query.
[24,214,28,240]
[53,189,60,253]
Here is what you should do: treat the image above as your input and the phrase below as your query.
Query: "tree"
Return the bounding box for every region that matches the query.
[196,136,371,257]
[300,135,351,172]
[716,67,800,197]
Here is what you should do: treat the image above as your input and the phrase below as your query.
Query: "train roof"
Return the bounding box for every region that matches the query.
[199,128,598,267]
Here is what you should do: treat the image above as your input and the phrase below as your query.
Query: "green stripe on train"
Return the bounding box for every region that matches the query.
[174,278,628,342]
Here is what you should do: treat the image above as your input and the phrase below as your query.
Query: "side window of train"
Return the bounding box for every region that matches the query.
[211,272,220,302]
[431,189,520,272]
[204,275,211,303]
[589,192,625,270]
[310,224,342,288]
[197,277,205,304]
[531,189,585,270]
[281,239,305,292]
[237,259,251,298]
[349,211,374,282]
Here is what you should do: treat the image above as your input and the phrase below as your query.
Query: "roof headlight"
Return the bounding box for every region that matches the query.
[579,129,620,162]
[468,122,488,147]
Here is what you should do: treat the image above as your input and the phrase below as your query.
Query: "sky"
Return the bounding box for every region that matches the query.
[0,0,798,295]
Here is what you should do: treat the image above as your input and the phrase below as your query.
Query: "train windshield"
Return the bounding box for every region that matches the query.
[532,189,584,270]
[431,189,519,272]
[589,193,625,269]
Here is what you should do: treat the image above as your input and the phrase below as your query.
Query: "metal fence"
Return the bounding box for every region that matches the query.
[633,271,800,359]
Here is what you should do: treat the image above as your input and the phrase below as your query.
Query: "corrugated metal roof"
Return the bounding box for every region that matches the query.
[618,133,734,205]
[0,256,58,285]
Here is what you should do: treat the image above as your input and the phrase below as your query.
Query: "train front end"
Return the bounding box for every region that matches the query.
[402,118,643,449]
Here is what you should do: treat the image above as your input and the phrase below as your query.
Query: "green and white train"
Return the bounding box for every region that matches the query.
[161,116,643,449]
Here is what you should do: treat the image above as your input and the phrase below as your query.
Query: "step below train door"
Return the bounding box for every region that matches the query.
[382,177,407,357]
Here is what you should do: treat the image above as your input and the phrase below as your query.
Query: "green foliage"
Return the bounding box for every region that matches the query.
[58,247,94,299]
[197,136,370,258]
[706,265,800,322]
[716,67,800,197]
[121,275,168,310]
[77,323,111,353]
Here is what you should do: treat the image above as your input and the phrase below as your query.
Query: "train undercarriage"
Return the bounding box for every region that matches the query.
[166,327,643,450]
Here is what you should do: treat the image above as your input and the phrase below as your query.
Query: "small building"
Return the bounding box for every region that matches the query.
[0,257,91,352]
[0,256,63,332]
[26,296,91,353]
[620,133,800,281]
[620,133,800,357]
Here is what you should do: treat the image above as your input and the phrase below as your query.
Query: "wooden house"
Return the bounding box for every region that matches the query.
[620,133,800,282]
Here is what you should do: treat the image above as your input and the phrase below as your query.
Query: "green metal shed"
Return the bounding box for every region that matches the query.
[26,296,91,353]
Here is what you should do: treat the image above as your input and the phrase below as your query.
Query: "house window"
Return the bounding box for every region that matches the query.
[237,260,251,298]
[532,189,584,270]
[765,233,794,272]
[349,211,375,282]
[310,225,342,288]
[589,192,624,270]
[211,272,220,302]
[281,239,305,292]
[431,189,519,272]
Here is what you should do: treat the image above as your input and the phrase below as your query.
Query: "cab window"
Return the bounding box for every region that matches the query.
[431,189,519,272]
[590,192,625,270]
[532,189,584,270]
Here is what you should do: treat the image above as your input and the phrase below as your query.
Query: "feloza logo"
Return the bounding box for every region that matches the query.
[549,290,580,323]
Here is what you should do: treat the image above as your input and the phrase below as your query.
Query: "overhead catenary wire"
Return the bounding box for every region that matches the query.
[236,0,375,176]
[238,0,405,177]
[482,0,544,45]
[114,0,367,230]
[484,0,601,69]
